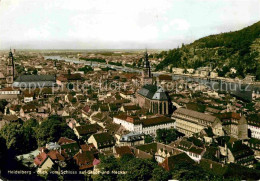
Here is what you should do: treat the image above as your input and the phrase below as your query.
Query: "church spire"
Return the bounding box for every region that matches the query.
[141,49,152,85]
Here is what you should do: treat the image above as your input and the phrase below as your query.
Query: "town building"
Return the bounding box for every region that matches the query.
[248,118,260,139]
[118,132,145,146]
[13,75,56,88]
[217,113,248,140]
[217,137,254,167]
[172,108,224,137]
[113,115,176,136]
[136,85,173,115]
[6,49,15,87]
[88,132,116,151]
[141,50,153,85]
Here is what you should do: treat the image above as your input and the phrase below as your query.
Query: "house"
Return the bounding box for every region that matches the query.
[0,87,20,95]
[74,124,103,139]
[73,150,95,170]
[23,91,34,103]
[120,91,135,100]
[247,117,260,139]
[118,132,145,146]
[120,104,140,114]
[88,132,116,151]
[56,74,82,86]
[136,143,181,163]
[170,137,205,162]
[0,115,19,129]
[20,104,37,117]
[34,151,54,174]
[45,142,61,150]
[113,146,134,158]
[217,112,248,140]
[248,138,260,157]
[160,152,195,171]
[172,68,184,74]
[58,137,80,158]
[66,118,80,129]
[80,143,98,155]
[217,137,254,167]
[82,105,90,118]
[198,159,228,177]
[156,74,172,83]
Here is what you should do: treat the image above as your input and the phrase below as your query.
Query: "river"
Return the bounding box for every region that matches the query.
[44,56,259,102]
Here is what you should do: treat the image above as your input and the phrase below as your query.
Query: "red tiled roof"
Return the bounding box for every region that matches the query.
[73,151,95,170]
[82,105,90,113]
[58,137,77,145]
[114,146,133,157]
[141,116,175,127]
[218,112,241,120]
[158,74,172,81]
[23,91,34,97]
[0,87,19,91]
[114,114,140,124]
[93,158,100,166]
[80,143,97,152]
[34,152,48,166]
[48,150,65,161]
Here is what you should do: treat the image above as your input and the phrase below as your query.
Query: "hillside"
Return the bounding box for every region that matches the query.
[155,21,260,80]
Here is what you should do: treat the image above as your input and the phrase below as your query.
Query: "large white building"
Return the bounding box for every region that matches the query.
[0,87,20,95]
[248,119,260,139]
[113,115,176,136]
[172,108,224,137]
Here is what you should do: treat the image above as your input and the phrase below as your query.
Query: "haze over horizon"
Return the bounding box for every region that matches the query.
[0,0,259,50]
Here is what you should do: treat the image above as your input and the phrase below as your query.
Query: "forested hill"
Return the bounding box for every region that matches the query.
[155,21,260,80]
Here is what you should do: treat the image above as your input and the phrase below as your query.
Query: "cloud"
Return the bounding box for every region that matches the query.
[0,0,259,49]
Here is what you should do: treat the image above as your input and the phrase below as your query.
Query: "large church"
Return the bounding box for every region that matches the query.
[136,51,173,115]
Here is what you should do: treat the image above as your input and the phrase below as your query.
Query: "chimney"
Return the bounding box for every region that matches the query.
[137,149,140,154]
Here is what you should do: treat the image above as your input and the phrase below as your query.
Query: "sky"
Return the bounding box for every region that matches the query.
[0,0,259,50]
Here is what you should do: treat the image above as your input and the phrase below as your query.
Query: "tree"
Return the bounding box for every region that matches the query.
[67,83,74,90]
[144,135,153,143]
[32,69,38,75]
[156,128,178,144]
[118,158,156,181]
[0,136,7,168]
[94,155,119,181]
[0,100,8,113]
[0,121,37,155]
[78,65,93,74]
[151,167,171,181]
[35,116,77,147]
[113,76,120,80]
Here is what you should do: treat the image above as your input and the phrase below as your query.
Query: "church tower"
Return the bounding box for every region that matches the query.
[6,49,15,87]
[141,50,153,85]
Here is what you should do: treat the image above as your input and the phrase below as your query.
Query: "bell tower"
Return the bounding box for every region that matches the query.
[141,50,152,85]
[6,49,15,87]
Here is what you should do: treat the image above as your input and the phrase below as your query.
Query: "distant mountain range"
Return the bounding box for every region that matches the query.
[155,21,260,80]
